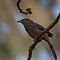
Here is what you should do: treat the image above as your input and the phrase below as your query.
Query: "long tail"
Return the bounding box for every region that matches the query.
[44,36,57,60]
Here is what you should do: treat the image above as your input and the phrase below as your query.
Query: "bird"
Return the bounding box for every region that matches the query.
[17,18,53,39]
[17,18,57,60]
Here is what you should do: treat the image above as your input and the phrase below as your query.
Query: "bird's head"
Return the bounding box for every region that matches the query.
[17,18,33,24]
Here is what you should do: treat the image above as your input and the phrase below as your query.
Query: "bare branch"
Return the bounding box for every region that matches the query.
[27,38,42,60]
[17,0,32,15]
[46,40,57,60]
[27,13,60,60]
[35,13,60,41]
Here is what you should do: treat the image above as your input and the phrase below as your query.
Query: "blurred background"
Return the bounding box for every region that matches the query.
[0,0,60,60]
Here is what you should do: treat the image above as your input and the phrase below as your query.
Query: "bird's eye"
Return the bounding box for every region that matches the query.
[26,19,30,21]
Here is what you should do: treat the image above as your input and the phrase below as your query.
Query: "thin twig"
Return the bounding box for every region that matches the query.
[17,0,32,15]
[27,13,60,60]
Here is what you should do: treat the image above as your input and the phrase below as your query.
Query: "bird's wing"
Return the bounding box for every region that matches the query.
[33,23,53,37]
[34,23,45,30]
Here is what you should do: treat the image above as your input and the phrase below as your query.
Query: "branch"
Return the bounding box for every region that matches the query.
[27,13,60,60]
[46,39,57,60]
[27,38,42,60]
[36,13,60,40]
[17,0,32,15]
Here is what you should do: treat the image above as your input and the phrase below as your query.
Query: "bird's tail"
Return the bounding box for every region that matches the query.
[47,32,53,38]
[44,37,57,60]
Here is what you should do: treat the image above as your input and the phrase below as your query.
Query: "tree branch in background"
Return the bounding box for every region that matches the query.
[17,0,32,15]
[27,13,60,60]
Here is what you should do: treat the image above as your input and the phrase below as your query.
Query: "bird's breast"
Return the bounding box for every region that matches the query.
[24,25,41,39]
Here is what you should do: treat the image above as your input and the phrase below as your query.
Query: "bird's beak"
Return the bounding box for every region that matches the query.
[17,20,21,23]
